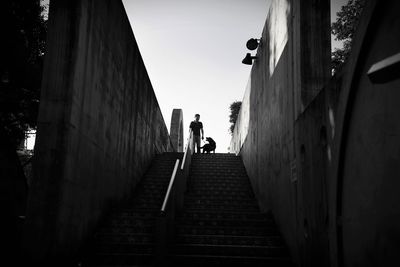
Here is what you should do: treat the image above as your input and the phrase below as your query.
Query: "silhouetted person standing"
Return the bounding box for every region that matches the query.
[190,114,204,154]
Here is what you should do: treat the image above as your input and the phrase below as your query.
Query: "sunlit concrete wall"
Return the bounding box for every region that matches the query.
[24,0,173,261]
[230,0,331,264]
[170,109,184,152]
[232,0,400,266]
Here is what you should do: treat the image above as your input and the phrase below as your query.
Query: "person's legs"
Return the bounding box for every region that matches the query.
[190,135,195,153]
[193,135,201,153]
[196,139,201,153]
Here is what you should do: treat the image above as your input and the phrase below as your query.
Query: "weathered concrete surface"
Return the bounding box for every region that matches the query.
[293,86,333,266]
[23,0,173,261]
[230,0,331,264]
[170,109,184,152]
[329,1,400,266]
[231,0,400,266]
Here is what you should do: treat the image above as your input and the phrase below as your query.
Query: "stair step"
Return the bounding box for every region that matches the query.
[103,217,156,228]
[140,178,171,184]
[180,210,272,221]
[184,194,255,201]
[115,210,158,218]
[190,166,246,170]
[177,218,274,228]
[183,203,259,211]
[129,198,164,204]
[186,189,255,195]
[97,225,155,235]
[169,254,293,267]
[111,212,159,219]
[130,192,167,198]
[94,243,154,254]
[172,244,288,257]
[190,167,246,171]
[119,208,158,215]
[183,198,258,206]
[94,233,154,244]
[190,173,247,177]
[85,253,153,266]
[141,183,169,188]
[187,191,255,198]
[192,157,239,160]
[188,185,253,192]
[177,225,278,236]
[131,191,167,198]
[128,204,162,211]
[188,179,251,184]
[188,184,252,189]
[188,179,250,185]
[140,175,172,181]
[176,234,284,246]
[142,174,172,179]
[190,161,243,165]
[143,172,175,177]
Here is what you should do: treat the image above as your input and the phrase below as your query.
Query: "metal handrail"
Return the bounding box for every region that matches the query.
[155,129,194,265]
[160,159,180,215]
[160,130,193,215]
[181,130,193,170]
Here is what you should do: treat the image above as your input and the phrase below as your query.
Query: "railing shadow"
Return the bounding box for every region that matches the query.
[155,130,193,264]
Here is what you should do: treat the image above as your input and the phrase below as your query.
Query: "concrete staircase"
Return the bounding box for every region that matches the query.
[169,153,294,266]
[82,152,293,266]
[82,152,182,266]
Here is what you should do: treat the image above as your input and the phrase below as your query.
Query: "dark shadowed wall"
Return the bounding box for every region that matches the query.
[231,0,400,266]
[329,1,400,266]
[23,0,173,261]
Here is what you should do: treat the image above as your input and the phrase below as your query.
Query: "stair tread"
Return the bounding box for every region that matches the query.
[171,254,292,260]
[176,224,278,230]
[177,217,273,223]
[179,233,282,238]
[174,243,285,249]
[180,210,271,217]
[93,252,152,256]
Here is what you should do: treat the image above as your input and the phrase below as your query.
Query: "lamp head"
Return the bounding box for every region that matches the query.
[242,53,257,65]
[246,38,259,50]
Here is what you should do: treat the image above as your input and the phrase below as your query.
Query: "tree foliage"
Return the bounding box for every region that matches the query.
[331,0,365,73]
[0,0,47,148]
[229,101,242,135]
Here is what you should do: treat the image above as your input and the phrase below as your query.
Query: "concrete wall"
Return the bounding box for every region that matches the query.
[329,1,400,266]
[170,109,184,152]
[231,0,400,266]
[230,0,331,264]
[24,0,173,261]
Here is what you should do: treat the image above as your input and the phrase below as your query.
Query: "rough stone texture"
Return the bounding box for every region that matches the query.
[170,109,184,152]
[231,0,400,266]
[23,0,173,261]
[230,0,331,264]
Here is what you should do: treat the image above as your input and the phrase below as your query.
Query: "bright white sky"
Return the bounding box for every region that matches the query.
[121,0,348,153]
[28,0,348,152]
[122,0,271,152]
